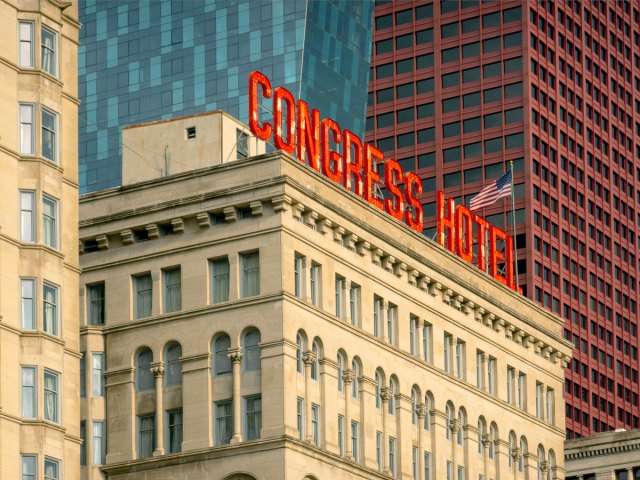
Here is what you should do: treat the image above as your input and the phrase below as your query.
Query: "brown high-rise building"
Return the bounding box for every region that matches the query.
[0,0,80,478]
[367,0,640,438]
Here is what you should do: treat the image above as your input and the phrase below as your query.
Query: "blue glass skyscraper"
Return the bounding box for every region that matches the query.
[78,0,374,192]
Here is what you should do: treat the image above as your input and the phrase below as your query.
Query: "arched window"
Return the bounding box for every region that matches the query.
[423,394,432,431]
[243,329,261,371]
[337,352,345,392]
[351,358,360,398]
[388,377,397,415]
[508,431,517,467]
[164,343,182,385]
[311,340,320,380]
[375,371,383,409]
[214,335,231,375]
[411,387,419,425]
[489,423,497,459]
[519,437,528,473]
[296,333,305,374]
[446,403,453,439]
[547,450,556,480]
[136,348,154,391]
[477,417,486,454]
[537,445,545,480]
[457,409,466,445]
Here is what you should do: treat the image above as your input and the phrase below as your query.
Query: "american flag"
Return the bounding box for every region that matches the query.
[469,170,512,211]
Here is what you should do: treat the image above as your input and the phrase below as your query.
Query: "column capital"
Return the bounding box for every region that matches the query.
[450,418,460,434]
[380,387,392,403]
[302,350,316,366]
[228,348,243,364]
[416,403,428,419]
[151,364,165,377]
[540,461,550,474]
[342,369,356,385]
[482,433,492,447]
[512,447,522,460]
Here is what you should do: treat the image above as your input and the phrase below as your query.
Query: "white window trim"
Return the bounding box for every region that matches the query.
[41,107,58,163]
[42,193,59,249]
[19,104,35,155]
[21,365,37,419]
[43,369,60,424]
[41,25,58,77]
[42,280,60,336]
[18,20,35,68]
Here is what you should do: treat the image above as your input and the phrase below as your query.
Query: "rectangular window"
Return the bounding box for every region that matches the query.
[297,397,304,440]
[43,370,59,423]
[389,436,396,475]
[456,340,465,379]
[236,129,248,159]
[536,382,544,419]
[310,263,321,306]
[335,275,344,317]
[87,282,105,325]
[374,296,382,338]
[210,257,230,303]
[245,395,261,441]
[487,357,497,394]
[376,431,383,471]
[19,21,34,67]
[349,283,360,326]
[311,403,320,445]
[423,322,432,362]
[22,455,37,480]
[134,274,152,319]
[424,451,431,480]
[80,354,86,397]
[294,255,303,298]
[458,465,465,480]
[351,421,359,461]
[413,446,419,480]
[518,372,526,409]
[41,108,57,162]
[410,315,417,355]
[42,195,58,249]
[546,387,555,424]
[44,457,59,480]
[91,353,104,397]
[21,278,36,330]
[21,366,36,418]
[507,366,516,404]
[19,104,35,154]
[41,27,57,76]
[338,414,344,456]
[476,350,485,388]
[387,303,397,344]
[80,421,86,465]
[241,252,260,297]
[447,460,453,480]
[444,333,452,373]
[137,414,155,458]
[162,267,181,313]
[20,190,35,241]
[167,409,183,453]
[215,400,233,445]
[92,421,105,464]
[43,282,59,336]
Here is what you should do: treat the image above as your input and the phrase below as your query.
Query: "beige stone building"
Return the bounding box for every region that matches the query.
[565,429,640,480]
[79,112,572,480]
[0,0,80,479]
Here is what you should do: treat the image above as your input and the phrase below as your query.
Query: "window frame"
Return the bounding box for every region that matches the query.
[42,194,58,249]
[166,408,183,453]
[19,103,35,155]
[40,25,57,77]
[43,369,60,424]
[209,257,230,304]
[21,277,36,330]
[244,395,262,441]
[162,267,182,313]
[21,365,37,418]
[92,420,105,464]
[214,399,233,445]
[240,251,260,298]
[18,21,35,68]
[43,457,60,480]
[42,281,59,336]
[87,282,105,326]
[133,273,153,319]
[91,352,105,397]
[137,414,155,458]
[41,107,57,163]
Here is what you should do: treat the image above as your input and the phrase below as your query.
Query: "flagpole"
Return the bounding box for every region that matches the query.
[510,160,519,289]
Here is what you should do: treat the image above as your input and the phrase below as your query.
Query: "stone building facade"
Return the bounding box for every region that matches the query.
[79,113,572,480]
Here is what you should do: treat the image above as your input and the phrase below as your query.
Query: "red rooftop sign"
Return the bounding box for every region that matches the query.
[248,71,519,293]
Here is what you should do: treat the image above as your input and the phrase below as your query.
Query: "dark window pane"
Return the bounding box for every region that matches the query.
[396,33,413,50]
[483,86,501,103]
[485,162,503,179]
[512,157,524,172]
[397,132,414,148]
[418,152,436,168]
[462,41,480,58]
[443,121,461,137]
[376,39,393,55]
[366,117,374,131]
[378,137,395,152]
[503,32,521,48]
[376,63,393,79]
[377,87,394,103]
[399,157,416,171]
[396,9,413,24]
[504,57,522,73]
[396,58,414,74]
[442,23,459,38]
[396,83,414,99]
[442,96,460,113]
[397,107,414,124]
[418,128,435,143]
[462,16,480,33]
[483,36,501,53]
[464,141,482,158]
[484,137,503,154]
[441,0,459,14]
[444,172,462,188]
[442,72,460,88]
[482,12,499,27]
[423,177,436,192]
[377,112,394,128]
[417,78,435,94]
[505,132,524,149]
[415,4,433,20]
[443,146,461,162]
[503,6,521,23]
[504,82,523,98]
[483,60,501,78]
[417,53,434,69]
[463,66,481,83]
[483,111,502,129]
[423,202,436,217]
[418,102,435,118]
[463,116,481,133]
[464,167,482,183]
[505,107,523,124]
[376,14,392,30]
[463,91,481,107]
[416,28,434,44]
[442,47,459,63]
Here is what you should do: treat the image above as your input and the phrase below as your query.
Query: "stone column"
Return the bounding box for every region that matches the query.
[450,418,460,471]
[303,350,316,443]
[416,403,427,477]
[512,447,522,480]
[228,348,243,444]
[541,461,551,480]
[228,254,240,301]
[482,433,492,480]
[343,369,355,459]
[151,364,165,456]
[381,387,392,474]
